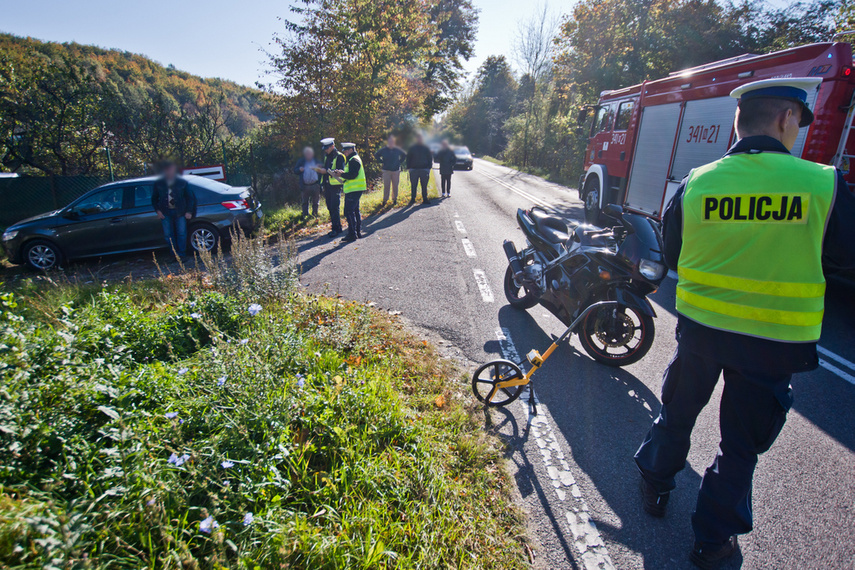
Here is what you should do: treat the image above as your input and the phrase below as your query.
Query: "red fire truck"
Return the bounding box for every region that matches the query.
[579,34,855,224]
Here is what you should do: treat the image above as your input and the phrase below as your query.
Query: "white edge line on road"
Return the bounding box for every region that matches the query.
[817,345,855,374]
[819,358,855,386]
[461,238,477,258]
[455,220,467,233]
[472,269,494,302]
[495,327,615,570]
[478,168,554,210]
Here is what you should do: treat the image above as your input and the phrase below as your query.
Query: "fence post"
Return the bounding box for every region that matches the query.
[221,140,228,182]
[105,146,115,181]
[250,142,257,190]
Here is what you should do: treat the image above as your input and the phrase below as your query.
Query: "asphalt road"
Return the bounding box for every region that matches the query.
[297,159,855,570]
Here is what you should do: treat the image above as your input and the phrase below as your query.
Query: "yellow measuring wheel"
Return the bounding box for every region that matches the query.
[472,301,618,413]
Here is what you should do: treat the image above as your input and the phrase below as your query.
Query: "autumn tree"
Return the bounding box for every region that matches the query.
[0,52,114,175]
[266,0,477,159]
[445,56,517,157]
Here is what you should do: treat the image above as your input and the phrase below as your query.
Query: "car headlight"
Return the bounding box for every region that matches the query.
[2,229,18,241]
[638,259,665,281]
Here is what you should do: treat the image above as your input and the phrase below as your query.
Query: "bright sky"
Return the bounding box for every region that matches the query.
[1,0,561,88]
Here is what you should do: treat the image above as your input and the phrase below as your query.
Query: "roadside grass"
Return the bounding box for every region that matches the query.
[479,156,505,166]
[478,156,577,188]
[0,233,528,569]
[263,171,440,238]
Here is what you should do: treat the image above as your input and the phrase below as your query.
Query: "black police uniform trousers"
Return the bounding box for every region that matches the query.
[343,191,363,238]
[323,183,342,233]
[634,344,792,547]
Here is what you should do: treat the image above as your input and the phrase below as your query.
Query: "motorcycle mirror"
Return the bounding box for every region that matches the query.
[604,204,623,218]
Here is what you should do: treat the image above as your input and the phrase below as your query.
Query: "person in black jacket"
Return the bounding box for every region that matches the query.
[151,161,196,258]
[435,140,457,197]
[406,134,433,205]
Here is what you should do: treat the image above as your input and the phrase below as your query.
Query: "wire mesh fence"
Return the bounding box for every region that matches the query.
[0,176,112,227]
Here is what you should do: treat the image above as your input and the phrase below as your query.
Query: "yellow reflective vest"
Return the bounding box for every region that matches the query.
[343,154,367,194]
[676,151,837,343]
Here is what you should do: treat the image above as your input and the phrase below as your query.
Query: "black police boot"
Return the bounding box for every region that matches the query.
[640,478,670,518]
[689,536,738,569]
[340,234,357,243]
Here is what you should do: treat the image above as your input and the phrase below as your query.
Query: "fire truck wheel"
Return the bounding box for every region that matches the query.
[583,178,602,225]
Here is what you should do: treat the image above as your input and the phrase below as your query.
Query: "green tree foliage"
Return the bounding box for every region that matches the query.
[266,0,477,158]
[445,56,518,157]
[444,0,841,183]
[0,34,270,177]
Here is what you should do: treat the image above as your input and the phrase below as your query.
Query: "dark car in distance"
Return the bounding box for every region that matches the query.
[2,175,262,271]
[454,146,473,170]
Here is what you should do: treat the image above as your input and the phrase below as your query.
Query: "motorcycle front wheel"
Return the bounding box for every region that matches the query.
[503,265,539,309]
[578,304,655,367]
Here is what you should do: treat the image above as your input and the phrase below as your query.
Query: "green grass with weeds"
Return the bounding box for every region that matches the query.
[0,233,527,569]
[263,172,440,238]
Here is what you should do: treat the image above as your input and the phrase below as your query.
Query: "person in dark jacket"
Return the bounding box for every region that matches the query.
[406,134,433,205]
[634,78,855,569]
[151,161,196,258]
[293,146,322,217]
[435,140,457,197]
[374,134,406,205]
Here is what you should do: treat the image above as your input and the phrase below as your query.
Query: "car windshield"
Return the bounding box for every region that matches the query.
[454,147,470,155]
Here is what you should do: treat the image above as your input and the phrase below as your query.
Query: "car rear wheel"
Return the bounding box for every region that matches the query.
[24,239,63,271]
[189,224,220,254]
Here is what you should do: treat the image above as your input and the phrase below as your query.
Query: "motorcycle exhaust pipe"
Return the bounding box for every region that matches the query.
[503,240,525,280]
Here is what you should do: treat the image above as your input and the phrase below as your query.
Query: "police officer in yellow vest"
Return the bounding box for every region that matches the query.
[316,137,346,237]
[634,78,855,569]
[334,142,367,243]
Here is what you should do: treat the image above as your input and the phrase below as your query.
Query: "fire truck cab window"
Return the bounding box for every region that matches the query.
[593,105,615,135]
[615,101,634,131]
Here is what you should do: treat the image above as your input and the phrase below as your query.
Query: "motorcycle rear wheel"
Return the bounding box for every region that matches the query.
[504,265,539,309]
[578,304,655,367]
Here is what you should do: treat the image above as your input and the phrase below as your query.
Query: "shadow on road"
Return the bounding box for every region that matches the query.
[488,304,744,570]
[481,405,581,570]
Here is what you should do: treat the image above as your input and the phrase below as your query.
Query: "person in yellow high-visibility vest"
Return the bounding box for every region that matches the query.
[634,78,855,569]
[334,142,367,243]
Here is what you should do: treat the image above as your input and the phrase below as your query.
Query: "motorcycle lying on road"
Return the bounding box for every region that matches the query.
[472,204,667,408]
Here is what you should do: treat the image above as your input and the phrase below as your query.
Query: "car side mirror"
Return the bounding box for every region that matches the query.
[63,209,80,220]
[604,204,624,219]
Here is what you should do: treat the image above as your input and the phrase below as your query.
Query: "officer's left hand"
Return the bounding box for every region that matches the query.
[184,213,192,220]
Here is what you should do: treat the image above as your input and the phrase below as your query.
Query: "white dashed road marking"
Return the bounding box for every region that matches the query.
[461,238,477,258]
[472,269,494,303]
[496,327,615,570]
[455,220,467,233]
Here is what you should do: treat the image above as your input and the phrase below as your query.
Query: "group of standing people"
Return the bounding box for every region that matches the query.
[293,138,366,242]
[293,133,462,244]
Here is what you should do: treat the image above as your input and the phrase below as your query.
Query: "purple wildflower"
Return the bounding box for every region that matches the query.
[199,515,219,534]
[248,303,262,316]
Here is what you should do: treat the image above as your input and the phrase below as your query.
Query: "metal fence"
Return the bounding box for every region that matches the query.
[0,171,267,228]
[0,176,111,228]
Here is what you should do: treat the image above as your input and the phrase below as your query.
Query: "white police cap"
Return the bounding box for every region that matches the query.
[730,77,821,127]
[320,138,335,147]
[341,142,356,150]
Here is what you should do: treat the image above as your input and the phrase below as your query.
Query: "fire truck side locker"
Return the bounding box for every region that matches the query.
[624,103,682,217]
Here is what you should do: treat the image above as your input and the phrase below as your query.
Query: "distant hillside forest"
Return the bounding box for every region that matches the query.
[0,34,275,178]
